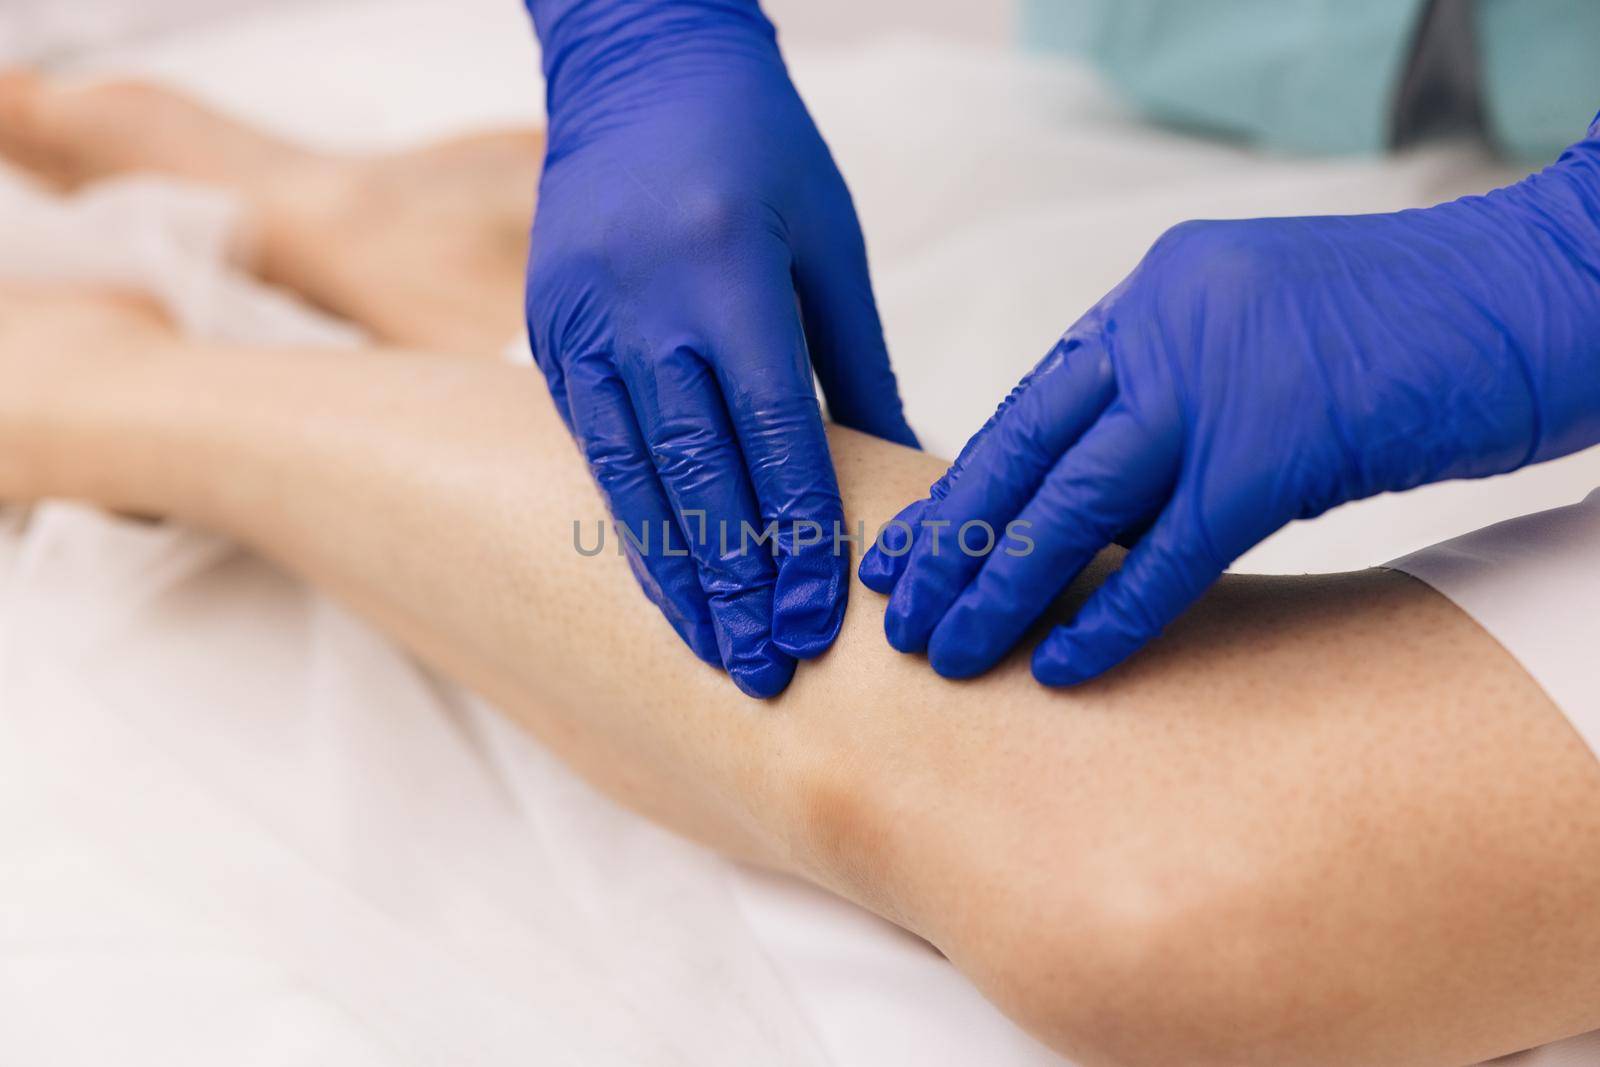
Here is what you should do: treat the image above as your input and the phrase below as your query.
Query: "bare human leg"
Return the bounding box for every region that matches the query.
[2,284,1599,1067]
[0,72,539,355]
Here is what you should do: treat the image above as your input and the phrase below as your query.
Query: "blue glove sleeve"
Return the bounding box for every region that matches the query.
[863,117,1600,686]
[524,0,917,698]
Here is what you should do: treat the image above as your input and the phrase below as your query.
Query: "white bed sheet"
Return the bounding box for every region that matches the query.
[6,4,1600,1064]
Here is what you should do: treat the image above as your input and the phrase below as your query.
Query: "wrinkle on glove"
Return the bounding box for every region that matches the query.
[863,115,1600,686]
[523,0,917,698]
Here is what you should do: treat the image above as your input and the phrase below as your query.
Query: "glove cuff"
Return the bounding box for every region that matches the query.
[1497,110,1600,465]
[528,1,782,122]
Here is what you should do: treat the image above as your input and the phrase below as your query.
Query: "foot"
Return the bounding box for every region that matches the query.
[0,73,542,355]
[0,284,178,502]
[0,70,322,194]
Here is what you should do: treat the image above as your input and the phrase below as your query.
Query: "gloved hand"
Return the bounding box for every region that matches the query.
[862,115,1600,686]
[524,0,917,698]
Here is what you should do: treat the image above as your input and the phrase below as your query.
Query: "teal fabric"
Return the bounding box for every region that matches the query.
[1477,0,1600,160]
[1020,0,1600,160]
[1017,0,1096,53]
[1019,0,1428,154]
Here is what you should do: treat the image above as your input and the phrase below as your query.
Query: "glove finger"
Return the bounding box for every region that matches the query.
[564,350,721,667]
[883,335,1117,654]
[793,228,918,448]
[1031,494,1223,687]
[857,497,932,593]
[924,404,1177,678]
[708,287,850,661]
[858,332,1104,595]
[625,342,797,699]
[857,464,957,595]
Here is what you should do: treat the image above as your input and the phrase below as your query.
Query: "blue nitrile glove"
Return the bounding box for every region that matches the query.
[862,113,1600,686]
[524,0,917,698]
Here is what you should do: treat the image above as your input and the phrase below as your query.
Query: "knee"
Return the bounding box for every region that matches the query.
[802,779,1334,1067]
[785,718,1339,1066]
[961,856,1346,1067]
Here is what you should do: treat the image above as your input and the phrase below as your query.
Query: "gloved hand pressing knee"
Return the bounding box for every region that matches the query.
[862,115,1600,686]
[524,1,916,698]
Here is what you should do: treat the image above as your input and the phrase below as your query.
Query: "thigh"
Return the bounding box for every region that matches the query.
[800,542,1600,1065]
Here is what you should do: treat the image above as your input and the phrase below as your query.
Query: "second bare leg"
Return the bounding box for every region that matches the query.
[0,73,539,354]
